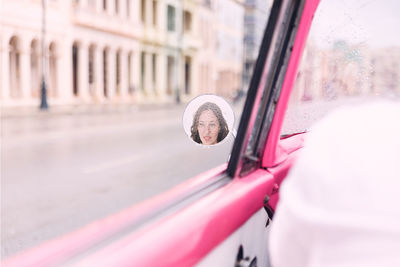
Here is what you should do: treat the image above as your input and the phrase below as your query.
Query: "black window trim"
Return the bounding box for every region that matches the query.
[227,0,305,178]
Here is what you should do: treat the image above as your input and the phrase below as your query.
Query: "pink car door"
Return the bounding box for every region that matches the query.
[2,0,319,266]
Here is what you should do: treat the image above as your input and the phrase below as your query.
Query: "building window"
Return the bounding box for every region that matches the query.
[88,47,94,85]
[116,51,121,95]
[167,56,174,95]
[204,0,212,9]
[126,0,130,18]
[152,53,157,92]
[49,42,57,97]
[88,45,95,98]
[103,48,108,97]
[140,52,145,91]
[9,36,21,98]
[128,52,134,95]
[167,5,176,32]
[184,56,191,94]
[72,43,79,96]
[152,0,157,26]
[30,39,40,97]
[183,10,192,33]
[115,0,119,14]
[141,0,146,23]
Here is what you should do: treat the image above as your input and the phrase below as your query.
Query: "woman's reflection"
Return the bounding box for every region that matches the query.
[190,102,229,145]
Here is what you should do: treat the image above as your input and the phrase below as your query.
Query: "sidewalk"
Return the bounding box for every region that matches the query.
[1,98,245,119]
[1,102,188,119]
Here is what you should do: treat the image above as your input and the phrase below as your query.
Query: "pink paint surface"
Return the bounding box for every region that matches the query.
[273,132,306,166]
[267,147,303,210]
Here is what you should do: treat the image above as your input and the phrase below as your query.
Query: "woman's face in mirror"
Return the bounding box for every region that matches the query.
[198,110,220,145]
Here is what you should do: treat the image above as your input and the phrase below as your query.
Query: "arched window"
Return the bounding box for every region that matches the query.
[128,51,134,95]
[152,0,157,26]
[167,55,174,95]
[126,0,130,17]
[183,10,192,33]
[141,0,146,23]
[72,42,79,96]
[9,36,21,98]
[152,53,157,92]
[49,42,57,97]
[103,48,108,98]
[184,56,191,94]
[88,44,96,98]
[116,50,121,96]
[30,39,40,97]
[140,52,145,91]
[115,0,119,14]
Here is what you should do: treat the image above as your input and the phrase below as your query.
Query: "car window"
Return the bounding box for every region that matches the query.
[281,0,400,136]
[228,0,304,177]
[1,0,273,258]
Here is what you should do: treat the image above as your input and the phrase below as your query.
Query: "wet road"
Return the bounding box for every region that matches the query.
[1,104,239,258]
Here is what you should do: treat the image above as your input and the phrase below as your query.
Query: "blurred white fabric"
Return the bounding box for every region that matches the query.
[269,101,400,267]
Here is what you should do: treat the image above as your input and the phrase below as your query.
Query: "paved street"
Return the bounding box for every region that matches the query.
[1,103,242,258]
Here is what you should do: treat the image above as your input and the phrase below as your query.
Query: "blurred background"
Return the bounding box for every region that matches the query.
[1,0,272,107]
[281,0,400,134]
[1,0,400,260]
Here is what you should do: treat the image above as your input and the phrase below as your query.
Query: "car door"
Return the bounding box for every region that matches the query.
[2,0,318,266]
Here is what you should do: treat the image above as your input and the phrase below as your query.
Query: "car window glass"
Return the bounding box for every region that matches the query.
[281,0,400,136]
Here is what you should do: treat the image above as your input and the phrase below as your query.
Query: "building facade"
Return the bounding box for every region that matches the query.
[212,0,245,99]
[243,0,271,92]
[290,40,400,104]
[0,0,246,107]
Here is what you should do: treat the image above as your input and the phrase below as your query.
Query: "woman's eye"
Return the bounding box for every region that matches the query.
[199,123,204,128]
[209,124,216,129]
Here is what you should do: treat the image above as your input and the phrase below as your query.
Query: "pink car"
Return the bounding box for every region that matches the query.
[3,0,399,266]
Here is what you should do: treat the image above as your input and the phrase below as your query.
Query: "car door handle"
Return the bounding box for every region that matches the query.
[235,246,258,267]
[263,194,274,220]
[236,257,257,267]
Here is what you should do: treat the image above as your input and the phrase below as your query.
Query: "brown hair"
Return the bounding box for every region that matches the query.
[190,102,229,144]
